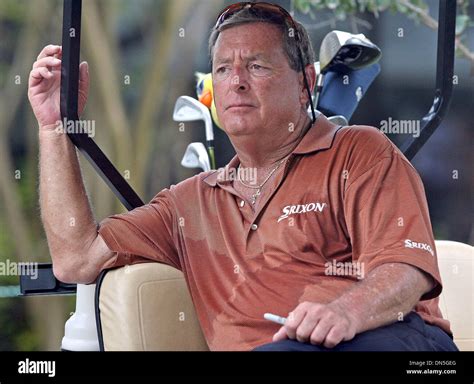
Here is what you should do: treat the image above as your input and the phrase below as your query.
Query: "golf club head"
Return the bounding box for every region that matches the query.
[318,62,381,122]
[181,142,211,172]
[327,115,349,126]
[319,30,381,73]
[173,96,214,141]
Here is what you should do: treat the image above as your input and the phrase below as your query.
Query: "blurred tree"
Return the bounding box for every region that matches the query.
[292,0,473,66]
[0,0,68,351]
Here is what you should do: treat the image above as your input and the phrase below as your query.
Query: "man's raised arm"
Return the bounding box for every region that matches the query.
[29,45,112,284]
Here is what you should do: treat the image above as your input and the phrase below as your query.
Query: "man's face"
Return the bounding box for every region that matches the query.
[212,22,306,138]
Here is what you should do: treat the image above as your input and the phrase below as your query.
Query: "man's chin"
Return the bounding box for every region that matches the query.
[223,123,257,137]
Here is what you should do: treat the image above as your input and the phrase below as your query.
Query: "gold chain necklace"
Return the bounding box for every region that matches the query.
[238,157,287,205]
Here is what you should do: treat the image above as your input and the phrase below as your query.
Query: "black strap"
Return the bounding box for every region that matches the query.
[94,268,110,351]
[60,0,144,210]
[400,0,456,161]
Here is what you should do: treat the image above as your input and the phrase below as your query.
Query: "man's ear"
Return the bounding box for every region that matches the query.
[306,63,317,92]
[300,63,316,105]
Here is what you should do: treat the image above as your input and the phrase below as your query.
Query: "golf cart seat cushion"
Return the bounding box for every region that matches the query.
[435,240,474,351]
[99,262,208,351]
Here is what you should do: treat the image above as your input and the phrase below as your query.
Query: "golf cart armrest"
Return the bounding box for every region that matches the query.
[96,262,208,351]
[19,263,77,296]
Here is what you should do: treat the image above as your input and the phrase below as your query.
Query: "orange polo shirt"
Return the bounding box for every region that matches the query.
[98,115,450,351]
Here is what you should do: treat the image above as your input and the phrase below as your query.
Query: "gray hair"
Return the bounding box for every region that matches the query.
[208,7,315,73]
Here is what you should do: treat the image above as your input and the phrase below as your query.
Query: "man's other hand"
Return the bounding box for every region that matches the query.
[272,301,359,348]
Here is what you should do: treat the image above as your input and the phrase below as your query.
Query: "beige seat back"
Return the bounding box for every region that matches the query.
[98,262,208,351]
[435,240,474,351]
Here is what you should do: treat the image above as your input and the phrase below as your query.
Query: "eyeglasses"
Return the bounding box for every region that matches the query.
[214,2,316,123]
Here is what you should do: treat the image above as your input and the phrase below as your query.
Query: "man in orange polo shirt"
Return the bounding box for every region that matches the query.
[29,2,457,351]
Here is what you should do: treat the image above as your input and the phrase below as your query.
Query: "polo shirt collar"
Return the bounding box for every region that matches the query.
[292,114,341,154]
[203,114,341,187]
[203,155,240,187]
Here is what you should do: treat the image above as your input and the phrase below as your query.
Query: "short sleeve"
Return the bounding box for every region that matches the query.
[97,188,181,271]
[343,145,442,300]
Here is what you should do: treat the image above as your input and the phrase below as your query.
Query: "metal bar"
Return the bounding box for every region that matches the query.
[20,264,77,296]
[400,0,456,161]
[60,0,144,210]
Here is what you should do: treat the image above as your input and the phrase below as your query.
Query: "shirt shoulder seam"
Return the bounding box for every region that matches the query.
[344,145,394,193]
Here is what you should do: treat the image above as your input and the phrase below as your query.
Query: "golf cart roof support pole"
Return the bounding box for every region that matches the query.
[60,0,144,211]
[400,0,456,161]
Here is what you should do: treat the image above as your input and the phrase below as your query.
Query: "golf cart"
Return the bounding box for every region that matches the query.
[19,0,473,351]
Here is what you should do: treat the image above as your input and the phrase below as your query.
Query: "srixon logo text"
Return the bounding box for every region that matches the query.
[404,239,434,256]
[277,202,327,223]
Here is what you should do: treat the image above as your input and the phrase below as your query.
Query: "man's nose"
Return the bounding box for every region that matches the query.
[229,66,249,92]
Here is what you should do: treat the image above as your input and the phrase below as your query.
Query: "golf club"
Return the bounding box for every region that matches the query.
[327,115,349,126]
[181,142,211,172]
[173,95,216,169]
[314,30,382,108]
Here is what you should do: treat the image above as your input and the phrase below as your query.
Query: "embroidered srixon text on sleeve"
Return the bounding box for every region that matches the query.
[404,239,434,256]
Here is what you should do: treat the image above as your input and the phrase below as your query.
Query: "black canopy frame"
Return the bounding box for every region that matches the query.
[60,0,144,211]
[399,0,456,160]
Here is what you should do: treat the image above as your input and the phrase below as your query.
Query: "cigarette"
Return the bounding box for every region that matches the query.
[264,312,287,325]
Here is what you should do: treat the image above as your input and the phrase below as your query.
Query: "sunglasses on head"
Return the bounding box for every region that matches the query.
[214,1,317,123]
[215,2,299,38]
